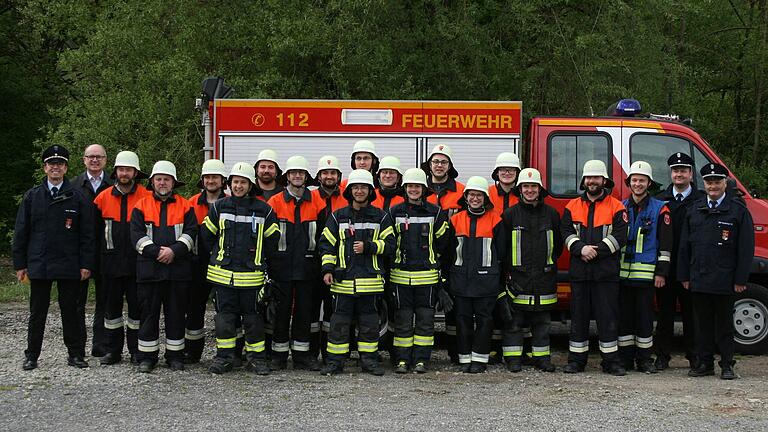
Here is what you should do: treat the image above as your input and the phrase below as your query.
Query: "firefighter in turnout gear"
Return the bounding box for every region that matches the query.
[318,169,395,376]
[489,152,521,214]
[448,176,507,374]
[93,151,151,366]
[654,152,704,370]
[130,161,198,373]
[184,159,228,364]
[679,163,754,380]
[421,144,465,363]
[561,160,628,376]
[311,155,347,361]
[254,149,284,201]
[372,156,405,211]
[202,162,280,375]
[501,168,562,373]
[14,145,95,370]
[267,156,325,371]
[619,161,672,374]
[389,168,450,373]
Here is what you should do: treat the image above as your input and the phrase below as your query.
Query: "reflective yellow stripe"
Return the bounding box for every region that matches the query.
[217,337,237,349]
[635,227,644,254]
[357,341,378,352]
[245,340,265,352]
[330,277,385,294]
[511,229,520,266]
[390,269,439,286]
[322,227,337,246]
[393,337,414,348]
[207,265,266,288]
[435,220,448,238]
[203,216,217,234]
[264,222,279,238]
[322,255,337,266]
[253,220,265,266]
[427,221,436,265]
[338,227,346,269]
[216,217,226,262]
[327,342,349,354]
[413,335,434,346]
[380,225,394,238]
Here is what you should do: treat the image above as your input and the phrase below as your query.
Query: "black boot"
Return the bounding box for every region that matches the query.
[505,357,522,373]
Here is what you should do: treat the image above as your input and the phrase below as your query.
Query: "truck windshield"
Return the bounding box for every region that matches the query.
[630,133,708,191]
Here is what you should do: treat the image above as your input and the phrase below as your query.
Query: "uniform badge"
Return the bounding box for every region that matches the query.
[663,213,671,225]
[65,218,73,229]
[622,211,628,223]
[722,229,730,241]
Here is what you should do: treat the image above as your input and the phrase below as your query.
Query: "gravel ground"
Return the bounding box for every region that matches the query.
[1,303,766,431]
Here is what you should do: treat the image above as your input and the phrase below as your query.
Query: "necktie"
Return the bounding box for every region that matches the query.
[710,200,717,209]
[676,193,683,202]
[51,186,59,197]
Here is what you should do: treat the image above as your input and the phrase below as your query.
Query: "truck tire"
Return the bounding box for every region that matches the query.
[734,283,768,355]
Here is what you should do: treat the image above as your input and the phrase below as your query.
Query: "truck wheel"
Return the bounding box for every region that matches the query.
[734,283,768,355]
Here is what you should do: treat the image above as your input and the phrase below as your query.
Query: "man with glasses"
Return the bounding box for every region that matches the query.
[14,145,95,370]
[74,145,112,358]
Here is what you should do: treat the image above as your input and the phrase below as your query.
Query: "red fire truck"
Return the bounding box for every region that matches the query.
[198,79,768,354]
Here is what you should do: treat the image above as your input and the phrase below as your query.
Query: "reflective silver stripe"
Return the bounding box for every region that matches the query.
[126,318,140,330]
[291,341,310,352]
[309,322,320,333]
[445,324,457,336]
[636,336,653,349]
[104,220,115,250]
[307,221,317,251]
[482,238,493,267]
[602,235,620,253]
[278,221,287,251]
[458,354,472,364]
[454,238,464,266]
[272,341,290,352]
[565,234,579,249]
[321,321,331,332]
[658,250,671,262]
[532,346,550,353]
[136,236,153,254]
[104,316,124,329]
[220,213,265,224]
[185,328,205,341]
[174,223,183,241]
[178,233,194,251]
[394,216,435,224]
[471,352,490,363]
[618,335,635,346]
[145,223,153,240]
[599,340,618,353]
[569,340,589,353]
[338,222,381,230]
[138,339,160,352]
[166,338,185,351]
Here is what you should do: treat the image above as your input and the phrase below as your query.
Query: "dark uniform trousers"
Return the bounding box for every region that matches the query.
[392,284,437,364]
[618,281,655,364]
[27,279,86,360]
[505,311,550,360]
[104,276,139,357]
[326,294,380,366]
[568,281,620,366]
[692,292,736,367]
[272,280,314,359]
[136,281,188,363]
[213,286,266,362]
[309,281,328,360]
[655,281,695,363]
[454,296,496,364]
[184,263,213,360]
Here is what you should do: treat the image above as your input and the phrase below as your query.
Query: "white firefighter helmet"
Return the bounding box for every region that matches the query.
[580,159,615,189]
[316,155,342,177]
[627,160,654,182]
[229,161,256,184]
[516,168,544,187]
[111,150,147,179]
[378,156,403,175]
[149,160,184,188]
[402,168,428,187]
[492,152,521,181]
[422,144,458,179]
[256,149,279,165]
[201,159,228,178]
[342,169,376,202]
[281,155,318,186]
[352,139,377,157]
[464,176,490,197]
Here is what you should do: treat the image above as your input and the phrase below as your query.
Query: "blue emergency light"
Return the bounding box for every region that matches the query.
[607,99,642,117]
